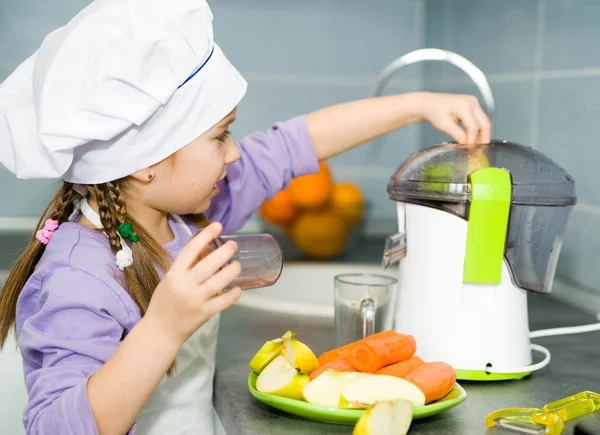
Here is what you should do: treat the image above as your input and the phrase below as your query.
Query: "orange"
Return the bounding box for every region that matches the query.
[290,210,348,259]
[259,189,298,226]
[289,161,334,208]
[330,182,365,227]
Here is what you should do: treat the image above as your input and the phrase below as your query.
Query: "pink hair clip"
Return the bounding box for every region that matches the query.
[36,219,59,245]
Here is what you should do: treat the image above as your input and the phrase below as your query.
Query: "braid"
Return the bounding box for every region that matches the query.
[48,182,78,222]
[90,184,122,253]
[108,183,127,222]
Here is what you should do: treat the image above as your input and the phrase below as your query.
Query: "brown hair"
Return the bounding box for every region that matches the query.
[0,180,207,374]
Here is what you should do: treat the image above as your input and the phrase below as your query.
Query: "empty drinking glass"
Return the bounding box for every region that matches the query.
[212,233,283,291]
[334,273,398,347]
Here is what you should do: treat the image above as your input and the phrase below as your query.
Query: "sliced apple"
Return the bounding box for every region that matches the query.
[249,338,284,374]
[249,330,319,375]
[282,331,319,376]
[344,400,369,410]
[341,374,425,408]
[256,355,309,400]
[302,370,358,408]
[353,400,413,435]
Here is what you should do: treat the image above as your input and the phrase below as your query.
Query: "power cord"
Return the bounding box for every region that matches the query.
[529,318,600,339]
[486,314,600,376]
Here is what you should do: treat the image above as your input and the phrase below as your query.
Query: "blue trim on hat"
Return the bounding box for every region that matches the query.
[178,46,215,89]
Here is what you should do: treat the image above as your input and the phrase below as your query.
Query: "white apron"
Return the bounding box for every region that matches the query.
[135,314,220,435]
[135,214,221,435]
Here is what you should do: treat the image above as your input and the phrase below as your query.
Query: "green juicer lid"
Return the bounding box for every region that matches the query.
[386,141,577,292]
[387,141,576,208]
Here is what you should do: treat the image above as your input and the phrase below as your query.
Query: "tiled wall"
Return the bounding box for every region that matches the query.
[422,0,600,293]
[0,0,425,222]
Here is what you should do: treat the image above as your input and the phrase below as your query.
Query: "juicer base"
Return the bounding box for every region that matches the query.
[453,344,551,381]
[454,369,532,382]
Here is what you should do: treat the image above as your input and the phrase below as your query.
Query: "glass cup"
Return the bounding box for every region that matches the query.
[212,233,283,291]
[334,273,398,347]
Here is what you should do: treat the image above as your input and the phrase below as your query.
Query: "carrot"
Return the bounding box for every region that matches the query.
[403,361,457,404]
[374,356,425,377]
[317,330,399,366]
[317,342,356,366]
[308,358,357,381]
[348,333,416,373]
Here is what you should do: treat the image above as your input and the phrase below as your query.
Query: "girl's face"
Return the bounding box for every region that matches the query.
[130,107,240,215]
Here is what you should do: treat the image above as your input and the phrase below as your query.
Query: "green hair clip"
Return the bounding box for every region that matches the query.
[118,222,139,243]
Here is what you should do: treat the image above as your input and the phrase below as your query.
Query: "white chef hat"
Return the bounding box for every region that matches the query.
[0,0,247,184]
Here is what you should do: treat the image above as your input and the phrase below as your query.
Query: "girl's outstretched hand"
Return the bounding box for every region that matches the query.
[418,93,492,145]
[145,222,242,345]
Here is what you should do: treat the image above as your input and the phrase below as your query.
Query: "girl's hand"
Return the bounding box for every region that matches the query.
[418,93,492,145]
[145,222,241,345]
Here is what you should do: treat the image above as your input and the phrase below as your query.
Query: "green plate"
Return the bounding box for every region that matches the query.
[247,372,467,425]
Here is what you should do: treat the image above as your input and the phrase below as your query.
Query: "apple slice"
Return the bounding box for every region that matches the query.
[249,338,284,374]
[256,355,309,400]
[282,331,319,376]
[302,370,358,408]
[341,374,425,408]
[353,400,413,435]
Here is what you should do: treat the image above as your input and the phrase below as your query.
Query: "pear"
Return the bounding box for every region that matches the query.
[249,338,285,374]
[282,331,319,376]
[256,355,309,400]
[353,400,413,435]
[302,370,358,408]
[341,374,425,408]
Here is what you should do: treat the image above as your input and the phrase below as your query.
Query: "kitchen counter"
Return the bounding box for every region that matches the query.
[215,293,600,435]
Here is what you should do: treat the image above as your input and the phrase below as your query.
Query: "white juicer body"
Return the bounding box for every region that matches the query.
[394,202,532,374]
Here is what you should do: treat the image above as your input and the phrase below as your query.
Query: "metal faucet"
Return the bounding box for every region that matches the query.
[371,48,495,140]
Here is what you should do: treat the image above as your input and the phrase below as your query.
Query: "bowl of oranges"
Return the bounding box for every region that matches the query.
[257,160,368,260]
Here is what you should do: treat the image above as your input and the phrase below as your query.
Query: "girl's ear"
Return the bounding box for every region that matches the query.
[130,168,155,183]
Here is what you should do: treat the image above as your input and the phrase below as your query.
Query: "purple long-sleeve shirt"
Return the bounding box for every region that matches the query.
[15,115,319,434]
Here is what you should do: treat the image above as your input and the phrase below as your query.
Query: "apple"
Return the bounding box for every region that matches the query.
[256,355,309,400]
[249,338,284,374]
[341,374,425,408]
[302,370,358,408]
[353,400,413,435]
[282,331,319,376]
[249,330,319,376]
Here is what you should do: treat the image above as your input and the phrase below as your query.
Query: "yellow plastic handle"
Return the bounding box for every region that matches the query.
[542,391,600,421]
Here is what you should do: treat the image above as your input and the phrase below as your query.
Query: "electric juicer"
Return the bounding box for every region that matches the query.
[382,141,577,381]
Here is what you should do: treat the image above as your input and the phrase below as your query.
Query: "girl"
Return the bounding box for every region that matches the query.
[0,0,490,434]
